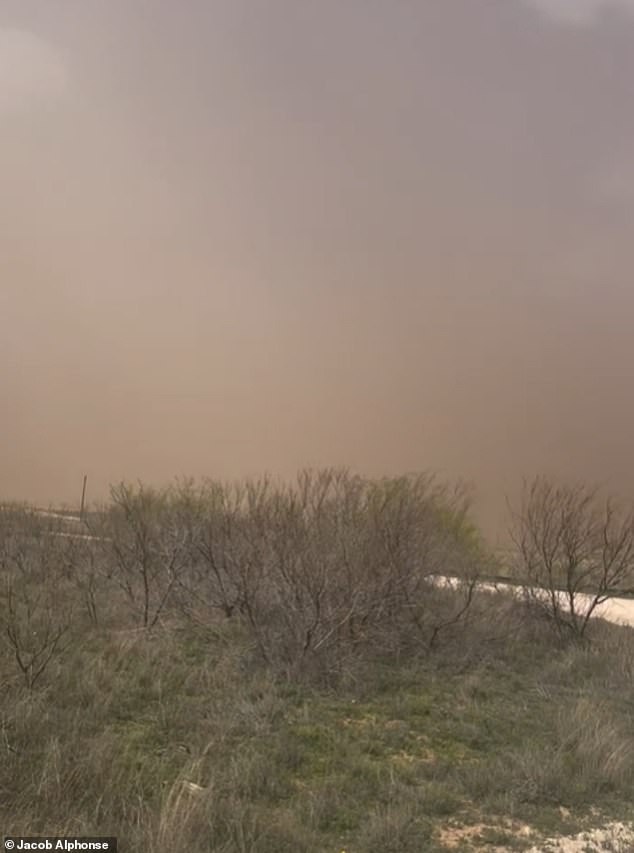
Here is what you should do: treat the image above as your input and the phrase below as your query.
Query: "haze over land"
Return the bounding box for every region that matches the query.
[2,0,634,540]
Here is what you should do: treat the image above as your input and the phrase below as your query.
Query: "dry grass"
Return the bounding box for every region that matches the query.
[2,475,634,851]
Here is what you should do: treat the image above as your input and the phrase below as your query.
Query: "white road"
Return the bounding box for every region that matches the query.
[432,576,634,629]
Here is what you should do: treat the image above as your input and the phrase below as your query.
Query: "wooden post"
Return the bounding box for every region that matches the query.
[80,475,88,522]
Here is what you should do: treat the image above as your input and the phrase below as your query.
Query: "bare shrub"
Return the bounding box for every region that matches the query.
[60,536,108,626]
[146,469,485,677]
[231,469,484,677]
[102,483,192,628]
[1,578,73,689]
[509,478,634,639]
[0,508,76,687]
[172,476,273,625]
[0,506,71,583]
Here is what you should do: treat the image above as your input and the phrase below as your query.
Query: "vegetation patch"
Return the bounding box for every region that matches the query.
[2,471,634,850]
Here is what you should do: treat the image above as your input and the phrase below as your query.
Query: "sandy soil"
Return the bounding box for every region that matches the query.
[525,820,634,852]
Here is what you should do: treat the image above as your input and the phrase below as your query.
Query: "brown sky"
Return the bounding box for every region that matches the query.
[2,0,634,540]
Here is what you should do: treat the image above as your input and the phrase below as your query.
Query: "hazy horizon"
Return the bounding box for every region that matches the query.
[3,0,634,541]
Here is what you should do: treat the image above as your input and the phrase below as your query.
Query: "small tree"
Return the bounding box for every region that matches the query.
[234,469,484,675]
[0,509,75,687]
[509,477,634,638]
[1,569,73,689]
[173,478,269,623]
[104,483,191,628]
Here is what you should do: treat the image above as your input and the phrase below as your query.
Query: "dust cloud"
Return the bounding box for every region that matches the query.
[2,1,633,541]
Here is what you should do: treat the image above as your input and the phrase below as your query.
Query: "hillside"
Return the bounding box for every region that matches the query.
[2,473,634,852]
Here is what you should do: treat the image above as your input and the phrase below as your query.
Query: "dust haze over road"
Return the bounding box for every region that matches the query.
[2,0,634,541]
